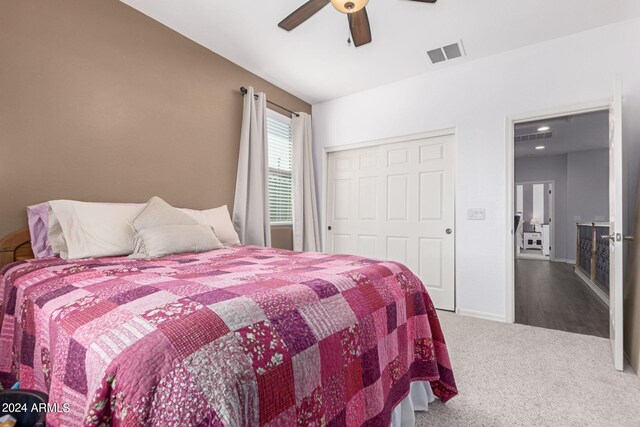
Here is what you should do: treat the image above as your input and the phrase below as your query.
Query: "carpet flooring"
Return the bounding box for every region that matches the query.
[417,311,640,426]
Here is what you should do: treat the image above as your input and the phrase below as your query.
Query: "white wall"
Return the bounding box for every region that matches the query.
[312,18,640,320]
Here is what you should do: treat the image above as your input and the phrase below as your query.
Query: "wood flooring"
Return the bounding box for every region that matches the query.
[515,259,609,338]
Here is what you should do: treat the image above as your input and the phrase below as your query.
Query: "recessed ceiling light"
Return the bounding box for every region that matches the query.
[537,126,550,132]
[535,146,545,150]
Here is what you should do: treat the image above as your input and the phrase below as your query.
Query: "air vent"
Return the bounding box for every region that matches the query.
[443,43,462,60]
[427,48,446,64]
[515,132,554,142]
[427,40,466,64]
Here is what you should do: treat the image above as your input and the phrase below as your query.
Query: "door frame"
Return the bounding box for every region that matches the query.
[515,180,555,261]
[505,100,611,323]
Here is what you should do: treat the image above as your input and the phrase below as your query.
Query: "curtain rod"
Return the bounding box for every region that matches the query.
[240,87,300,117]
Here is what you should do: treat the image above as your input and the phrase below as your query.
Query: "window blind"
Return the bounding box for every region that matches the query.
[267,110,293,224]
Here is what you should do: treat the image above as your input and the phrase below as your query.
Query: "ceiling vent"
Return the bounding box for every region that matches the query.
[427,41,465,64]
[515,132,554,142]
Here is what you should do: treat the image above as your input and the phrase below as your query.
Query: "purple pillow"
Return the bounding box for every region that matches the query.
[27,203,53,258]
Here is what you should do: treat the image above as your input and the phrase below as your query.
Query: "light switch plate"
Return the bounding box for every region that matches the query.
[467,208,486,220]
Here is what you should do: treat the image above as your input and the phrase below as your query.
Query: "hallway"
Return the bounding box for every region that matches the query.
[515,259,609,338]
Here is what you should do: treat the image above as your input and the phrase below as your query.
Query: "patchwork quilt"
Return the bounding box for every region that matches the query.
[0,245,457,426]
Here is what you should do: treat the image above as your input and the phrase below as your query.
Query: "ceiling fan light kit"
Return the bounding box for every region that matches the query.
[331,0,368,13]
[278,0,437,48]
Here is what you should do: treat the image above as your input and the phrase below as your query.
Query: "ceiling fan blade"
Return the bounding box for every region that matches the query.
[278,0,330,31]
[348,8,372,47]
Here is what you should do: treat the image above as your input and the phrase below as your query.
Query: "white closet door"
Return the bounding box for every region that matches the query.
[326,133,456,310]
[325,146,380,257]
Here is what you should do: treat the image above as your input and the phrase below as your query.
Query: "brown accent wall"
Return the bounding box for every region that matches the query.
[0,0,309,249]
[271,226,294,252]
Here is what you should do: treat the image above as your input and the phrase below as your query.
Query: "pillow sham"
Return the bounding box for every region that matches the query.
[130,197,221,258]
[48,200,142,259]
[182,205,240,245]
[131,196,199,232]
[48,205,67,257]
[27,203,52,258]
[130,224,223,259]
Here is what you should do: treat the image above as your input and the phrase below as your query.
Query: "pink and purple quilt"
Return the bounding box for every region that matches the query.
[0,245,457,426]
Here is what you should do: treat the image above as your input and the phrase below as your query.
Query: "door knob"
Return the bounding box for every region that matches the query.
[446,228,453,235]
[602,233,633,242]
[328,226,332,231]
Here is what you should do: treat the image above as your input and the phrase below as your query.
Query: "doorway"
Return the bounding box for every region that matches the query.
[510,109,612,339]
[506,81,626,370]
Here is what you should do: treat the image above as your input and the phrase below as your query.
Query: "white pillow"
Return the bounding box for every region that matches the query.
[131,197,199,232]
[47,205,68,257]
[45,200,239,259]
[131,224,223,259]
[130,197,203,258]
[182,205,240,245]
[48,200,142,259]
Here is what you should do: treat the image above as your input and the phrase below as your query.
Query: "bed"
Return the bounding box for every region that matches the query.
[0,228,457,426]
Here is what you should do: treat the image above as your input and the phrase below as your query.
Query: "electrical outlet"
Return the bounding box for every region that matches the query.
[467,208,486,220]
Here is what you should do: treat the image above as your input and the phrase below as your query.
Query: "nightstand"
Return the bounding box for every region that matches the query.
[523,231,543,250]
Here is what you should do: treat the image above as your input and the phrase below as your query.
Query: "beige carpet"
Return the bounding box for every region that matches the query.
[417,311,640,426]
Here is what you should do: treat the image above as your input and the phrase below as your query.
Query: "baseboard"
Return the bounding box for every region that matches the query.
[624,351,639,377]
[516,254,549,261]
[573,267,609,307]
[456,308,507,323]
[550,258,576,265]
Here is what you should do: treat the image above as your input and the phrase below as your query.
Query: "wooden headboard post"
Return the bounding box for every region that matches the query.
[0,228,34,268]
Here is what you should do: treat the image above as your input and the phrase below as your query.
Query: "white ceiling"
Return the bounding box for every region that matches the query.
[514,110,609,158]
[121,0,640,104]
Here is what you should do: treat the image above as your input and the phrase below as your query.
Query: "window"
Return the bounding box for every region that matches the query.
[267,109,293,224]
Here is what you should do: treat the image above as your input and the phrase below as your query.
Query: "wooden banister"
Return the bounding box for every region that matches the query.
[575,222,610,299]
[591,225,597,281]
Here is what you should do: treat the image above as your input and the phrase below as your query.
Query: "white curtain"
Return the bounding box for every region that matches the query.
[232,86,271,247]
[292,112,321,252]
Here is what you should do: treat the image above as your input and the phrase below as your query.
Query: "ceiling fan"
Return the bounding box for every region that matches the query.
[278,0,437,47]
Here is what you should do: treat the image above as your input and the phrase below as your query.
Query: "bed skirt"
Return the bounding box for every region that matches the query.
[390,382,436,427]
